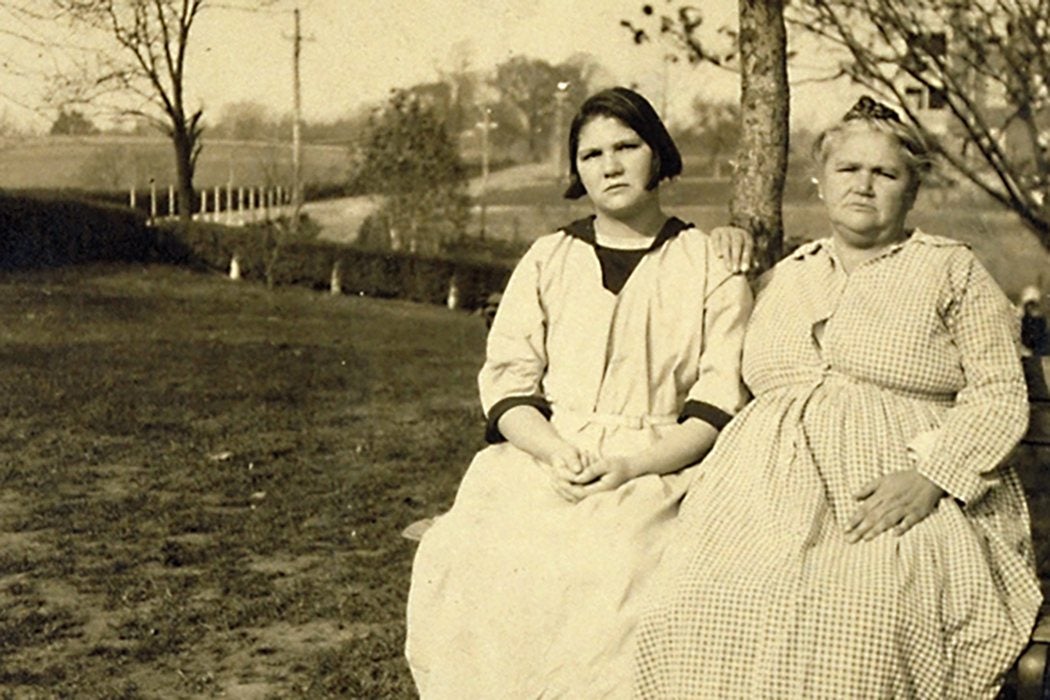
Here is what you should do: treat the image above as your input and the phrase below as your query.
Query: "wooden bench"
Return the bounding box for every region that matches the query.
[1006,612,1050,699]
[1002,357,1050,698]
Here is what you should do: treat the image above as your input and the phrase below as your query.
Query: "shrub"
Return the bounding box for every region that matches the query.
[156,220,513,311]
[0,192,153,270]
[0,189,513,311]
[350,91,470,254]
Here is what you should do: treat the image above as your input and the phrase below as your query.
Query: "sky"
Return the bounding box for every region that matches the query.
[0,0,864,134]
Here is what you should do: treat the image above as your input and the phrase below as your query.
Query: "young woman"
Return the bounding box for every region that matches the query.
[633,96,1041,699]
[405,87,754,698]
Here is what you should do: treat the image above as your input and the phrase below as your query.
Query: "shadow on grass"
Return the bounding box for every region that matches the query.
[0,264,482,697]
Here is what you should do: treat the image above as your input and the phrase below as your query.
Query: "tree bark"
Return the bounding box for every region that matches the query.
[731,0,790,272]
[171,125,196,224]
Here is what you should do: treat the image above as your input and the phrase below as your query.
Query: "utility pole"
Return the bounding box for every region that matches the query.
[476,106,497,240]
[553,81,571,181]
[290,5,303,234]
[661,53,677,117]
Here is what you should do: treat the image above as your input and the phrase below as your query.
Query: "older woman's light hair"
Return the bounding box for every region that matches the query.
[812,96,936,188]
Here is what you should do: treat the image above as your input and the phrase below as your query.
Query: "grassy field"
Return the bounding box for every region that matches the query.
[0,264,486,698]
[0,263,1048,698]
[0,135,349,192]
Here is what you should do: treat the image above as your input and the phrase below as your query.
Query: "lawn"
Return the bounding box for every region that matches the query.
[0,264,486,698]
[1,262,1048,699]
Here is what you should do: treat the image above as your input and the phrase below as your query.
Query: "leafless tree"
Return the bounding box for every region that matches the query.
[792,0,1050,248]
[51,0,206,223]
[733,1,789,271]
[624,1,789,271]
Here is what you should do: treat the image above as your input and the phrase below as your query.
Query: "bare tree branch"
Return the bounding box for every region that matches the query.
[791,0,1050,246]
[45,0,209,221]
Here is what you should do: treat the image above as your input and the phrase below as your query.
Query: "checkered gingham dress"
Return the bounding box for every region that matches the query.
[633,232,1042,699]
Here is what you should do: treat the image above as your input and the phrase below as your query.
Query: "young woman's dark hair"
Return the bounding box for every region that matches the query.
[562,86,683,200]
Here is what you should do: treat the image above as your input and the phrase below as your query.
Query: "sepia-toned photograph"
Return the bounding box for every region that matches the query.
[1,0,1050,697]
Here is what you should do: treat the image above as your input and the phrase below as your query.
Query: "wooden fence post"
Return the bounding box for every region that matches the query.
[330,261,342,295]
[447,274,460,310]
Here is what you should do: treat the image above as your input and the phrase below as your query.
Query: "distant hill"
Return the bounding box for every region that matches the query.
[0,135,350,192]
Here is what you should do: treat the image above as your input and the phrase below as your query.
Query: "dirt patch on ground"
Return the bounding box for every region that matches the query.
[0,265,485,697]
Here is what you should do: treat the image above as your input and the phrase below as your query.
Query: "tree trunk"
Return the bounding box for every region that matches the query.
[731,0,789,273]
[172,126,196,225]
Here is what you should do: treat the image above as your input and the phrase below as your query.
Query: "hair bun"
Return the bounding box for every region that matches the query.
[844,96,902,123]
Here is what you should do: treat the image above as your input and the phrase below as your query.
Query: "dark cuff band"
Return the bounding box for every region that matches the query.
[678,400,733,431]
[485,395,553,443]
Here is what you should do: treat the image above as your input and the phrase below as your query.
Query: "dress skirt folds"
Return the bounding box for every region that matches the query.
[406,218,752,699]
[633,232,1043,699]
[407,422,695,698]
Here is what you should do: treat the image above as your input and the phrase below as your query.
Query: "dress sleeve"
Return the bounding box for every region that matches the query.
[477,241,551,442]
[917,251,1029,505]
[680,263,753,430]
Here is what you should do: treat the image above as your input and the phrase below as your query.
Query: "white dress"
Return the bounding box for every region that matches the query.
[406,217,752,699]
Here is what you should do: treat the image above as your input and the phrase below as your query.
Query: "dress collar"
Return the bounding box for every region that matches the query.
[788,228,958,263]
[561,215,691,252]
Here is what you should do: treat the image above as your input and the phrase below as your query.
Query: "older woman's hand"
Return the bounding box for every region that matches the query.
[710,226,754,274]
[845,469,946,543]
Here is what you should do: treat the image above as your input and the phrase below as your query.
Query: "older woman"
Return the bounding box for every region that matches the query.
[633,96,1042,698]
[406,87,753,698]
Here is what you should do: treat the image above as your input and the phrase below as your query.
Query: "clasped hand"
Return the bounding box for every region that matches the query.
[542,444,633,503]
[845,469,946,543]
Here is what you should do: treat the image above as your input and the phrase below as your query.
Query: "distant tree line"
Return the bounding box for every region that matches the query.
[44,51,611,169]
[50,108,98,136]
[198,54,603,167]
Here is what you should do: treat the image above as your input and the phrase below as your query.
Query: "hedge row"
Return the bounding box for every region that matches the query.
[0,191,514,310]
[158,221,514,310]
[0,191,153,270]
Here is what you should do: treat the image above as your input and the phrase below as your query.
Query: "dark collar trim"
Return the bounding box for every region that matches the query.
[561,215,691,252]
